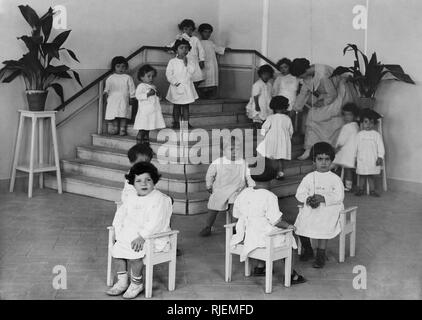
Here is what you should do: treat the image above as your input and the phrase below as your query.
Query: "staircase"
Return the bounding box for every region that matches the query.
[45,98,313,215]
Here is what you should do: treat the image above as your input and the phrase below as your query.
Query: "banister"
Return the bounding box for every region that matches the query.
[54,45,277,112]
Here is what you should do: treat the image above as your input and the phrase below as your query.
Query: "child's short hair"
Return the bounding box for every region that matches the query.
[310,142,335,161]
[198,23,213,33]
[125,162,161,185]
[127,143,154,163]
[270,96,289,111]
[342,102,359,118]
[276,58,292,71]
[359,108,382,124]
[257,64,274,78]
[137,64,157,80]
[111,56,128,71]
[290,58,310,77]
[178,19,196,31]
[172,39,191,52]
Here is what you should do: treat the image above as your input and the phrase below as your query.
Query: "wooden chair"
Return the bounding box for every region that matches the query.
[224,223,293,294]
[106,226,179,298]
[297,206,357,263]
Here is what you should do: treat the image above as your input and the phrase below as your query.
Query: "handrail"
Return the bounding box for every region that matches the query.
[54,45,277,112]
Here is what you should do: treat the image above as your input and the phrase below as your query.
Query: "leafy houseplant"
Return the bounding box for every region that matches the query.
[331,43,415,108]
[0,5,82,111]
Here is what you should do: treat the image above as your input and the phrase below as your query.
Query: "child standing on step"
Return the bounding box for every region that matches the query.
[104,56,136,136]
[246,64,274,130]
[166,39,199,129]
[272,58,300,114]
[106,162,173,299]
[332,103,360,192]
[355,108,385,197]
[134,64,166,145]
[294,142,344,268]
[199,137,256,237]
[197,23,229,99]
[256,96,293,180]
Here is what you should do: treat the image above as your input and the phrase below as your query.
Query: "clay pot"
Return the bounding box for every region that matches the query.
[26,90,48,111]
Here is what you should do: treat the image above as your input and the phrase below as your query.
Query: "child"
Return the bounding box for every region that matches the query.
[245,64,274,129]
[256,96,293,180]
[166,39,199,129]
[199,137,256,237]
[272,58,300,112]
[332,103,360,191]
[355,108,385,197]
[172,19,205,88]
[106,162,173,299]
[134,64,166,145]
[197,23,229,99]
[230,183,306,284]
[294,142,344,268]
[104,56,136,136]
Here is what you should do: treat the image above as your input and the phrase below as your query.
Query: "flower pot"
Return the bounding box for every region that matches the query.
[357,97,376,109]
[26,90,48,111]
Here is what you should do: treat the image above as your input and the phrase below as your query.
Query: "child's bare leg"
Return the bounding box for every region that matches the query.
[199,210,219,236]
[119,118,127,135]
[356,175,366,196]
[106,258,129,296]
[276,159,284,179]
[123,258,144,299]
[344,168,353,190]
[108,119,119,135]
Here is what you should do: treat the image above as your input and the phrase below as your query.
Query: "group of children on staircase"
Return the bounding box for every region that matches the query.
[103,18,229,141]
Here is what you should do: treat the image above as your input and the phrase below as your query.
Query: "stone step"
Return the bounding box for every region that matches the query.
[159,98,247,114]
[161,111,250,127]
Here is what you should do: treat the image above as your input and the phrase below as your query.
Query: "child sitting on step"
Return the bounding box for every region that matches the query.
[199,136,256,237]
[246,64,274,130]
[256,96,293,180]
[355,108,385,197]
[134,64,166,145]
[294,142,344,268]
[104,56,136,136]
[166,39,199,129]
[332,103,360,192]
[106,162,173,299]
[230,183,306,284]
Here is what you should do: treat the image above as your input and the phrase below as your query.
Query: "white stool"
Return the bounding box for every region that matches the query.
[9,110,62,198]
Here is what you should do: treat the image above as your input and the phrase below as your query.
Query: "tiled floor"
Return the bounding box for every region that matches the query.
[0,188,421,300]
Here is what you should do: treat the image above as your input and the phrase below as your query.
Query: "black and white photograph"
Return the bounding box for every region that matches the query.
[0,0,421,306]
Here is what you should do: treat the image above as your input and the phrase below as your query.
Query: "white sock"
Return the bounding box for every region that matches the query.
[345,180,353,189]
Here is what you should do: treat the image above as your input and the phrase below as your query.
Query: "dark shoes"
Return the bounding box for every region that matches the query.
[291,270,307,285]
[355,189,364,196]
[312,248,326,268]
[199,226,212,237]
[299,246,314,262]
[370,190,380,197]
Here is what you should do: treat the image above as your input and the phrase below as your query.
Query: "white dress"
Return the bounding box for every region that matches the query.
[166,57,199,105]
[356,130,385,175]
[112,189,172,260]
[198,40,225,88]
[245,79,273,122]
[272,74,300,111]
[134,83,166,130]
[104,73,135,120]
[206,157,256,211]
[256,113,293,160]
[294,171,344,239]
[333,122,359,168]
[230,188,297,261]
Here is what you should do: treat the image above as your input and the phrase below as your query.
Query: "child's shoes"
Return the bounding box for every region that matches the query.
[370,190,380,197]
[119,127,127,136]
[354,189,364,196]
[199,226,212,237]
[299,246,314,262]
[105,273,129,296]
[122,282,144,299]
[275,171,285,180]
[312,248,326,268]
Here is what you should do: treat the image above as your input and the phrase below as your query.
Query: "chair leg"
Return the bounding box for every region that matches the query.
[350,211,357,257]
[107,250,113,287]
[145,263,153,298]
[225,253,232,282]
[245,258,250,277]
[339,231,346,263]
[168,259,176,291]
[382,165,388,192]
[265,259,273,294]
[297,237,302,255]
[284,250,292,287]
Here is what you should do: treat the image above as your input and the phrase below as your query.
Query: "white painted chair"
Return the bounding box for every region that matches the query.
[106,226,179,298]
[297,206,358,263]
[224,222,293,294]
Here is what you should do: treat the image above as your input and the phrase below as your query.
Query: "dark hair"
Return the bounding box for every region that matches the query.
[310,142,335,161]
[127,143,154,163]
[342,102,359,118]
[111,56,128,71]
[125,162,161,185]
[359,108,381,124]
[173,39,191,52]
[276,58,292,71]
[290,58,310,77]
[178,19,196,31]
[137,64,157,81]
[270,96,289,111]
[257,64,274,78]
[198,23,213,33]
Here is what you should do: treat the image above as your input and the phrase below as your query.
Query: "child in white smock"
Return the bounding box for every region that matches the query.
[272,58,300,112]
[134,64,165,145]
[294,142,344,268]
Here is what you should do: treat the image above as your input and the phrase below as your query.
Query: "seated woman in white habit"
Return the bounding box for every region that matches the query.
[230,182,306,284]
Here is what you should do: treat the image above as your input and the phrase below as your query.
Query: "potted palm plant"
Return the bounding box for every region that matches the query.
[0,5,82,111]
[331,43,415,108]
